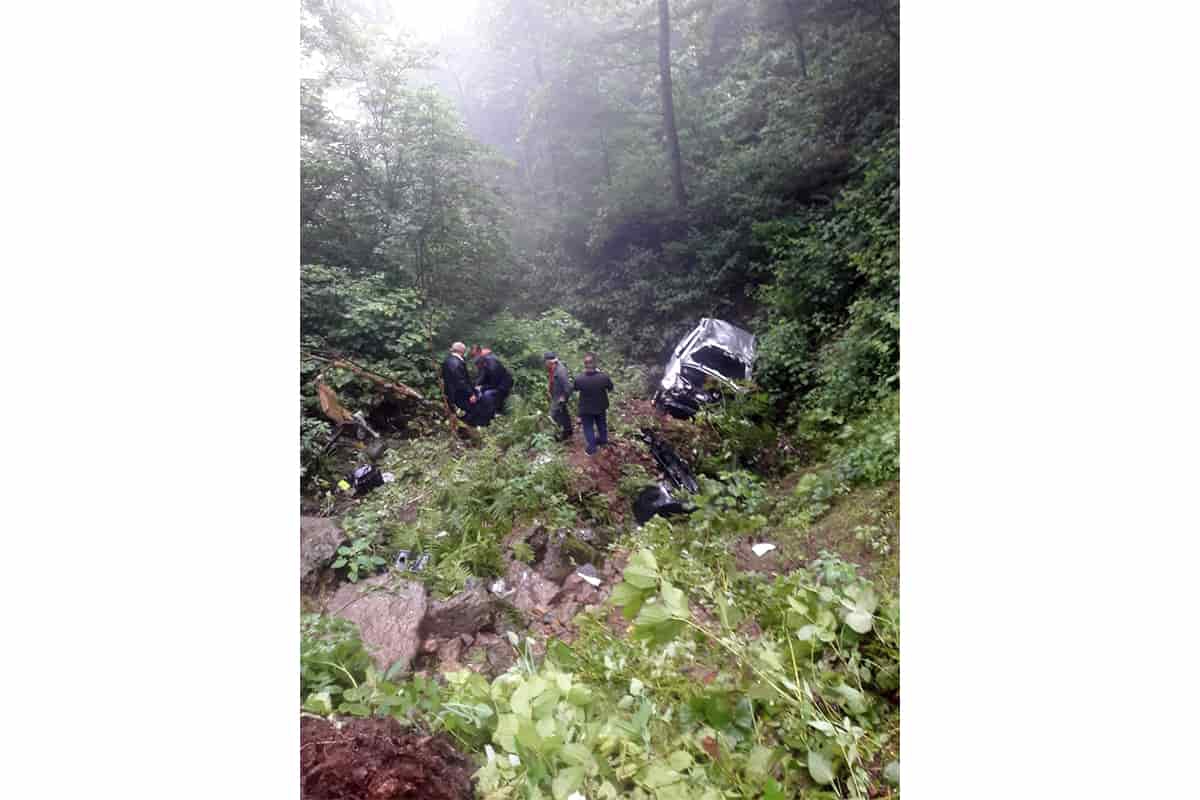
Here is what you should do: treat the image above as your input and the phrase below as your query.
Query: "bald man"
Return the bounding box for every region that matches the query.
[441,341,473,416]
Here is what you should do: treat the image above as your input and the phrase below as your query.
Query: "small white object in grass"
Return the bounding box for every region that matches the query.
[485,745,496,763]
[751,543,777,557]
[436,530,449,539]
[508,754,521,767]
[381,472,395,482]
[577,572,602,587]
[567,793,587,800]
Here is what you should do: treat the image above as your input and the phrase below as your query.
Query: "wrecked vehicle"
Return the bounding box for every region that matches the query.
[653,318,757,419]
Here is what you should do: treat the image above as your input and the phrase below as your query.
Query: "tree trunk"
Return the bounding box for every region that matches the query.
[783,0,808,79]
[657,0,687,209]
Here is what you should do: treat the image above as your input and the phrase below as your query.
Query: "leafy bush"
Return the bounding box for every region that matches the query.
[829,393,900,486]
[754,132,899,424]
[300,614,373,701]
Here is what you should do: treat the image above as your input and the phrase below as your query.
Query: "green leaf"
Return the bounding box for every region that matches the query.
[552,765,585,800]
[667,750,693,771]
[660,582,689,619]
[747,745,774,782]
[884,759,900,785]
[561,742,598,773]
[845,610,874,634]
[331,558,347,568]
[303,691,332,715]
[640,762,682,789]
[763,778,786,800]
[807,750,835,785]
[623,565,659,590]
[610,580,645,608]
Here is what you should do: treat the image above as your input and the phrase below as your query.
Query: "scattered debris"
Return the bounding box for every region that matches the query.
[381,471,395,483]
[638,428,699,493]
[350,464,384,497]
[653,318,757,419]
[632,484,693,525]
[576,571,602,587]
[751,542,777,557]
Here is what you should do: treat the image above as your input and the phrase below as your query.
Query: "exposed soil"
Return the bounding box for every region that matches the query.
[732,536,804,577]
[300,716,475,800]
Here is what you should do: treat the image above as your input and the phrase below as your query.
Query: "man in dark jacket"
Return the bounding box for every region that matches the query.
[441,341,473,417]
[573,353,614,455]
[544,351,573,441]
[475,351,514,414]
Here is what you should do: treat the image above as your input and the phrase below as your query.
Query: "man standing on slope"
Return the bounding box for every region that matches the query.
[573,352,614,456]
[441,341,474,420]
[544,351,573,441]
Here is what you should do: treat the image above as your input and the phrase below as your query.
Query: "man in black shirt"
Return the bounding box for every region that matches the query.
[573,352,614,456]
[440,341,473,417]
[475,351,514,414]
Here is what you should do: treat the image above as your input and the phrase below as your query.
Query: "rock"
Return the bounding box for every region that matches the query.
[327,576,427,675]
[435,637,464,671]
[300,516,347,591]
[421,583,496,638]
[461,632,515,678]
[505,561,559,613]
[554,571,601,606]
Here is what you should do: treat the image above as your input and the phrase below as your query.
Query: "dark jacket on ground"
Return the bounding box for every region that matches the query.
[476,354,513,396]
[573,369,614,416]
[441,353,472,409]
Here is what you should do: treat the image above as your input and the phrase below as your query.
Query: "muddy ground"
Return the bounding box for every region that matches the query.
[301,716,475,800]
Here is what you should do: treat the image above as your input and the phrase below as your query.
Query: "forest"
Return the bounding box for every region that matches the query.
[300,1,899,798]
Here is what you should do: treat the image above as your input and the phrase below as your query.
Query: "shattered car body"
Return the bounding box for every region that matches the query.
[654,318,757,418]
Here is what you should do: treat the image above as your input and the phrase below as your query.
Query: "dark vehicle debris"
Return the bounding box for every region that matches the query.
[653,318,757,419]
[633,484,693,525]
[639,428,699,494]
[633,428,699,524]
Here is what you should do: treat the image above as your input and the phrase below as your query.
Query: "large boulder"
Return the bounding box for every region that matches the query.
[300,516,347,591]
[326,576,427,674]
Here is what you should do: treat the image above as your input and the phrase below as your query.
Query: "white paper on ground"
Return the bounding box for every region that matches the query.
[751,543,777,557]
[577,572,602,587]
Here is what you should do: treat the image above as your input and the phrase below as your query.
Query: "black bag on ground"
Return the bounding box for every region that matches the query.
[350,464,384,497]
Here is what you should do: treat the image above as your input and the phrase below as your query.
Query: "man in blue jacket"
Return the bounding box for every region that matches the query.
[573,352,614,456]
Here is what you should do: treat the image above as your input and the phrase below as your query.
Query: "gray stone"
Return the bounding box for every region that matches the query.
[326,576,427,674]
[300,516,347,590]
[422,583,496,638]
[504,561,559,613]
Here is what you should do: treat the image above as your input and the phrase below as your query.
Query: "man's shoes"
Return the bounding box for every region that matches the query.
[585,448,596,457]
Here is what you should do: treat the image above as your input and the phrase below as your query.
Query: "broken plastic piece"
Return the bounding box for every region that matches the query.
[576,572,602,587]
[751,543,777,557]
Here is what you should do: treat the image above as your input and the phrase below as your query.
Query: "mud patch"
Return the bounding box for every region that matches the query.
[300,716,475,800]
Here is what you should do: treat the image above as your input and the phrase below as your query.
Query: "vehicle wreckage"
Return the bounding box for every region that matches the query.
[653,318,757,419]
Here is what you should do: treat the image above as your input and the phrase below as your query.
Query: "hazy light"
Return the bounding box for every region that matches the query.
[391,0,479,42]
